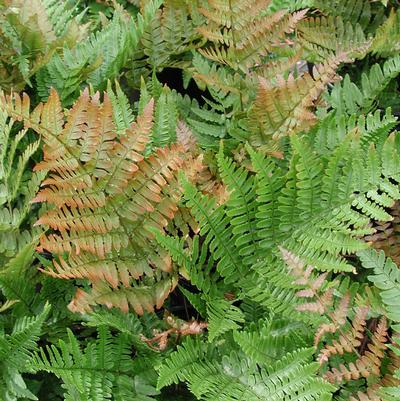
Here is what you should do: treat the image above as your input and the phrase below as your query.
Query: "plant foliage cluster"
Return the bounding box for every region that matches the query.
[1,0,400,400]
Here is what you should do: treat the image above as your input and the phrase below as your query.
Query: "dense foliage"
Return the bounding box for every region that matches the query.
[1,0,400,400]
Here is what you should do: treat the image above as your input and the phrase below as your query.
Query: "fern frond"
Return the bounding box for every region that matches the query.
[0,88,188,314]
[349,388,383,401]
[0,0,87,90]
[36,1,160,105]
[358,249,400,322]
[68,276,178,315]
[312,0,373,28]
[197,0,307,71]
[206,297,244,341]
[107,80,135,132]
[133,1,202,74]
[248,54,345,146]
[326,56,400,115]
[233,318,311,363]
[318,306,369,364]
[159,343,335,401]
[146,86,178,152]
[157,336,213,389]
[216,148,260,264]
[0,104,45,262]
[365,201,400,265]
[324,317,388,384]
[182,178,245,283]
[0,303,50,401]
[297,15,371,62]
[31,325,159,401]
[371,8,400,57]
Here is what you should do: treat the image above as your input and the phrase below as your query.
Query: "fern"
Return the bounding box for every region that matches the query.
[248,54,345,147]
[312,0,373,27]
[183,1,342,149]
[326,55,400,116]
[30,326,159,401]
[158,339,335,401]
[364,201,400,266]
[129,0,203,78]
[137,75,179,153]
[371,8,400,57]
[0,88,194,314]
[297,14,372,62]
[0,303,50,401]
[233,318,312,362]
[1,1,400,400]
[197,0,307,71]
[0,104,45,263]
[0,0,87,90]
[358,249,400,322]
[36,1,161,105]
[185,130,400,280]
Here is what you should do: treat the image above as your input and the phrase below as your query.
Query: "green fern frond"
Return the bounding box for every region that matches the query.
[371,8,400,57]
[132,1,202,74]
[247,145,285,249]
[233,318,312,363]
[157,336,213,389]
[217,148,261,265]
[36,1,160,105]
[31,325,159,401]
[313,109,397,153]
[326,55,400,115]
[206,297,244,342]
[148,86,178,152]
[0,303,50,401]
[107,80,135,132]
[358,249,400,322]
[297,15,371,62]
[0,243,39,316]
[311,0,373,28]
[159,342,335,401]
[267,0,313,13]
[0,107,45,263]
[181,177,245,283]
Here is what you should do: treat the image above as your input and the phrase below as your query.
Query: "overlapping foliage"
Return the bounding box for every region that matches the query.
[1,0,400,400]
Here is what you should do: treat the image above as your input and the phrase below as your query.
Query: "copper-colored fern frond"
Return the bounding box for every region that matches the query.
[197,0,307,70]
[68,276,178,314]
[279,247,333,315]
[349,388,382,401]
[347,335,400,401]
[314,293,350,346]
[379,333,400,387]
[280,248,368,359]
[248,53,347,146]
[318,306,369,364]
[365,201,400,265]
[324,316,388,384]
[176,120,198,152]
[0,88,190,314]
